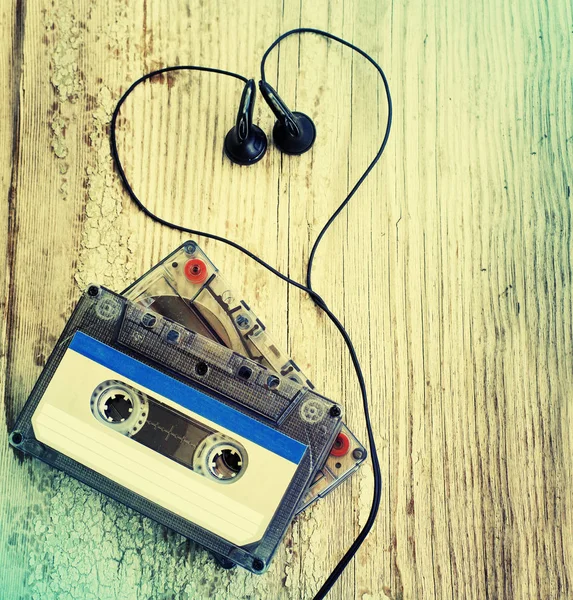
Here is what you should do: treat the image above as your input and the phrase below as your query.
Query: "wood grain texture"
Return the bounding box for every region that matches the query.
[1,0,572,598]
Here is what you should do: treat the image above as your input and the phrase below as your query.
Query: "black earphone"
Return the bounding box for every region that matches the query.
[224,77,317,164]
[110,27,392,600]
[223,79,268,165]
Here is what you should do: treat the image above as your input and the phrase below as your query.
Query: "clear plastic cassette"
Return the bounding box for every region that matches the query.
[10,287,343,573]
[122,241,367,511]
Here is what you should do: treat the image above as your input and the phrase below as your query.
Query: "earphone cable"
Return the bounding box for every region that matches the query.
[260,28,393,292]
[261,28,391,599]
[109,30,391,600]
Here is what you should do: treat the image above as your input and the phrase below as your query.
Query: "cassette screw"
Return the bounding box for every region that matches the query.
[252,558,264,571]
[329,405,342,417]
[10,431,23,446]
[87,285,99,297]
[353,448,365,460]
[184,241,197,255]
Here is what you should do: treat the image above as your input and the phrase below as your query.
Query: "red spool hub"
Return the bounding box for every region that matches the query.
[184,259,208,284]
[330,432,350,457]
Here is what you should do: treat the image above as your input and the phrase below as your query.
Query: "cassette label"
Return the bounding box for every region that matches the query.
[32,332,305,545]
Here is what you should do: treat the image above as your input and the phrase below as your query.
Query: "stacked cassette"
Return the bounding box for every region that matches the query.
[10,286,343,572]
[9,241,368,572]
[122,241,367,511]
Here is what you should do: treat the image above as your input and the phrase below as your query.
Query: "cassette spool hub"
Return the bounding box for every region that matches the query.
[91,381,149,436]
[330,432,350,457]
[184,259,208,284]
[193,434,248,483]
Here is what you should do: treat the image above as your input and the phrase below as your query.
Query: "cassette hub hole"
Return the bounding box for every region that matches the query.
[267,375,280,389]
[141,313,157,328]
[92,381,148,436]
[209,446,243,480]
[104,393,133,423]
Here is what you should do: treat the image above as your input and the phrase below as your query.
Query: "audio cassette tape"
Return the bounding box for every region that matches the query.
[9,286,343,573]
[122,241,367,511]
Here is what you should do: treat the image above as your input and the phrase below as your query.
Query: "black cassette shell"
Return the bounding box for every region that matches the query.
[9,287,343,574]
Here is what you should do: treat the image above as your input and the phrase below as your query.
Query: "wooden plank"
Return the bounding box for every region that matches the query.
[0,2,23,598]
[1,0,572,598]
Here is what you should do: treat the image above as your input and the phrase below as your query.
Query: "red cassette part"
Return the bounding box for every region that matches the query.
[184,259,208,284]
[330,432,350,457]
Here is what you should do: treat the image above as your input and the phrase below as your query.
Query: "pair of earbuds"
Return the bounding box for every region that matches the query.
[224,80,316,165]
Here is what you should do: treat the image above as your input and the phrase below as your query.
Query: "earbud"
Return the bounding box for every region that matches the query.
[258,81,316,155]
[224,79,267,165]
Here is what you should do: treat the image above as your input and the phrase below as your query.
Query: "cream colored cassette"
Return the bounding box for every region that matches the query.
[122,241,367,510]
[9,286,343,573]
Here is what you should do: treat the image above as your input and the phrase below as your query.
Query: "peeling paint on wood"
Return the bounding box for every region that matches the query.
[76,84,137,291]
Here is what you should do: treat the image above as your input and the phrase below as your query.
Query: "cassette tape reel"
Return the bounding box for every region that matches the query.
[10,287,343,572]
[122,241,367,511]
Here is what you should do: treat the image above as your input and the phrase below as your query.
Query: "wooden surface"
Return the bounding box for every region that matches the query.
[1,0,572,598]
